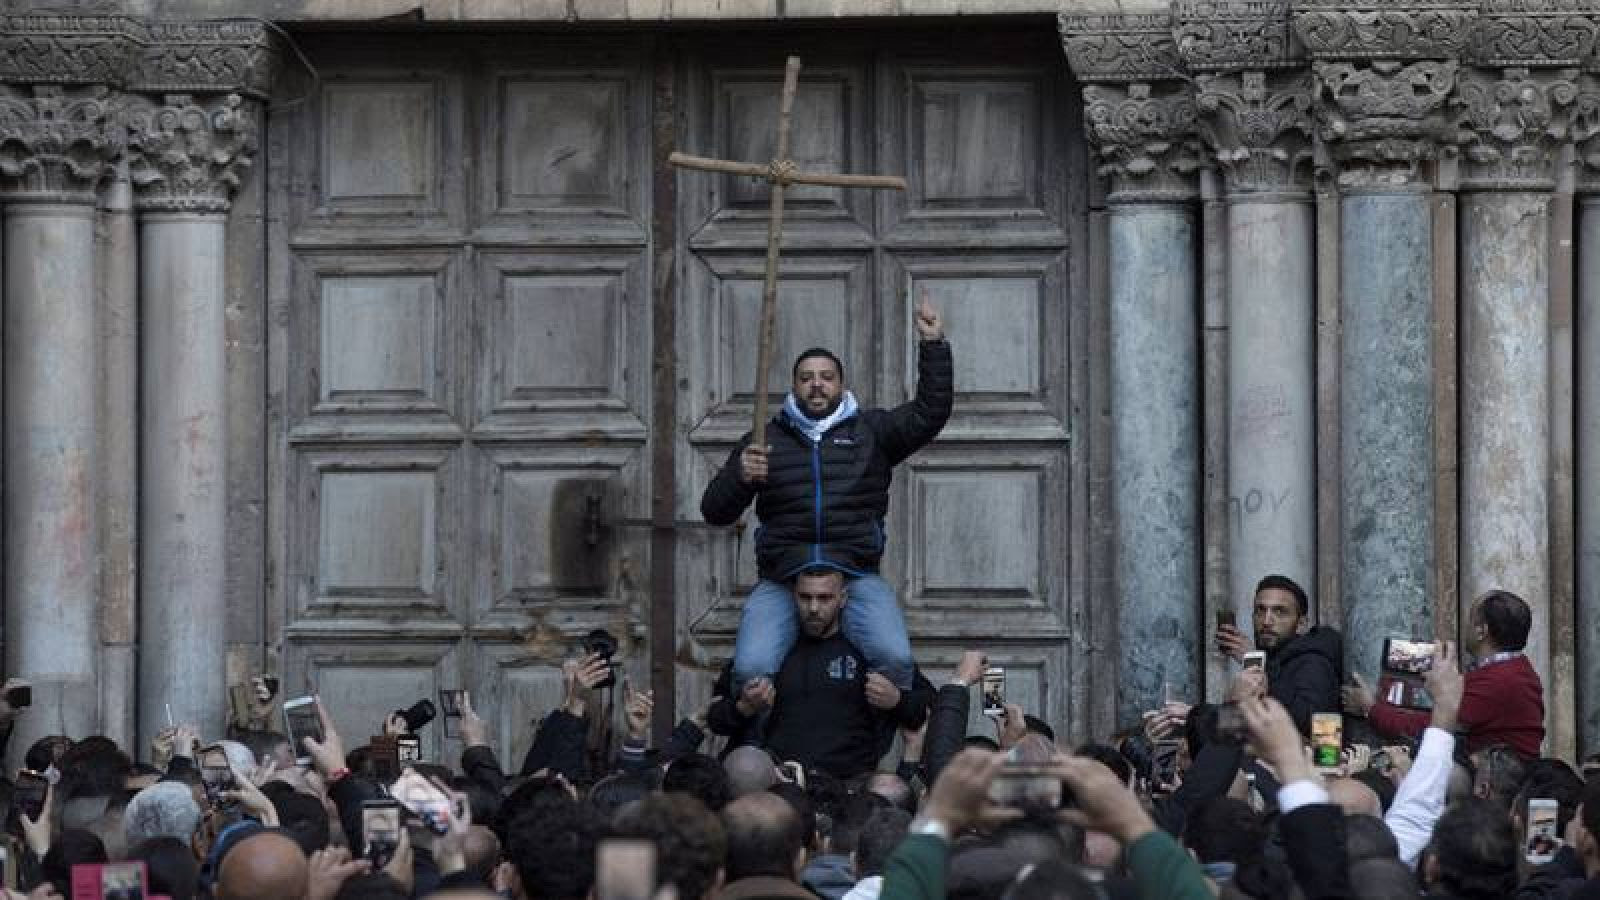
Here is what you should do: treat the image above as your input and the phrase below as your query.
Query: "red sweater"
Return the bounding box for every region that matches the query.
[1369,654,1545,758]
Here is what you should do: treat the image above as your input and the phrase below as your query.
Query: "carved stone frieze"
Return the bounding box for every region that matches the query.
[1312,59,1458,187]
[1196,70,1315,193]
[1174,0,1303,71]
[1469,0,1600,68]
[0,14,139,87]
[1453,66,1577,189]
[131,21,274,100]
[126,92,257,214]
[0,83,122,201]
[1291,0,1476,60]
[1059,13,1186,83]
[1083,81,1205,202]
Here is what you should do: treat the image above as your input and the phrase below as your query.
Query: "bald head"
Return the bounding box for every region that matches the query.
[1328,778,1382,818]
[723,746,779,799]
[216,832,308,900]
[722,792,806,882]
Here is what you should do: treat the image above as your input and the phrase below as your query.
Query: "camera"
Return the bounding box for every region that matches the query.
[583,629,620,690]
[396,699,437,733]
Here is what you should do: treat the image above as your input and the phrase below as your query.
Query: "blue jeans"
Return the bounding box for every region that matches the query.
[732,574,914,691]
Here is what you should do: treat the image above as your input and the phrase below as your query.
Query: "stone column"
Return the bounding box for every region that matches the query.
[1574,71,1600,752]
[128,94,257,743]
[99,164,139,752]
[1455,65,1577,693]
[1194,69,1317,620]
[0,85,122,748]
[1083,78,1205,721]
[1311,69,1462,683]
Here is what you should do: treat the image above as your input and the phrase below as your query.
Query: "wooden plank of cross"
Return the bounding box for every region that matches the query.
[669,55,908,438]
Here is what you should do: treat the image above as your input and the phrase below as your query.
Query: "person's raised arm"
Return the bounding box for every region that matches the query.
[1386,641,1463,869]
[923,651,981,782]
[878,289,953,464]
[879,748,1003,900]
[1239,696,1351,899]
[458,690,508,795]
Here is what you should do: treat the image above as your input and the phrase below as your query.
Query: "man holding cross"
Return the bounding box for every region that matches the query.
[701,293,952,693]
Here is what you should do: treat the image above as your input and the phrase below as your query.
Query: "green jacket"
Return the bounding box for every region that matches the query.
[879,828,1212,900]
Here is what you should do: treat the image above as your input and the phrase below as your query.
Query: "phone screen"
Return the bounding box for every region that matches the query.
[440,690,465,739]
[15,772,47,822]
[283,699,323,763]
[981,667,1005,716]
[1312,713,1342,770]
[1525,798,1561,864]
[596,839,657,900]
[1383,638,1438,676]
[390,769,455,834]
[1242,651,1266,672]
[1151,740,1181,791]
[198,747,235,808]
[987,764,1063,809]
[362,801,402,868]
[1215,608,1237,629]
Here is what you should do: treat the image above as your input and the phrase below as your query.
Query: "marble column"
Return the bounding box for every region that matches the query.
[1195,71,1317,621]
[1311,59,1459,680]
[1082,81,1205,721]
[1575,77,1600,752]
[1456,66,1576,710]
[128,94,257,743]
[0,85,120,748]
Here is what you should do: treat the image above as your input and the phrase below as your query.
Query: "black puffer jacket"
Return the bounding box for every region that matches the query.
[701,339,953,579]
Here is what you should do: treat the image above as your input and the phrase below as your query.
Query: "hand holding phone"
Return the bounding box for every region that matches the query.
[283,696,325,767]
[1526,797,1561,864]
[362,799,403,869]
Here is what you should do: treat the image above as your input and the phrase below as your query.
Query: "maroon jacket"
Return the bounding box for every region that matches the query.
[1370,654,1545,758]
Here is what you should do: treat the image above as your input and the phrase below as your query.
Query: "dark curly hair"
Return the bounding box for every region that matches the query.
[1427,797,1518,900]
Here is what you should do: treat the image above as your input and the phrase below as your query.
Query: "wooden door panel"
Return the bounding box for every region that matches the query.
[288,640,459,762]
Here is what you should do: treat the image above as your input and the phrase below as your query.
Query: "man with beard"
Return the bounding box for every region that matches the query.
[707,569,933,780]
[1216,574,1343,735]
[702,294,952,696]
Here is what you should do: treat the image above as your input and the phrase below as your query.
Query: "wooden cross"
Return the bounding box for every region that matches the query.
[669,55,908,437]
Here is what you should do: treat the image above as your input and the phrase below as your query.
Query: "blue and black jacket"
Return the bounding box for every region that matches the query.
[700,339,953,580]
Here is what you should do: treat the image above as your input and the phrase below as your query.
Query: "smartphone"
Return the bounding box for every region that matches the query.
[1215,608,1237,629]
[361,799,402,869]
[1312,713,1342,772]
[283,696,323,766]
[439,690,466,739]
[987,763,1064,809]
[596,839,656,900]
[198,745,237,809]
[1382,638,1438,676]
[981,667,1005,718]
[397,735,423,764]
[15,770,48,822]
[399,699,436,733]
[70,860,148,900]
[1151,739,1182,791]
[777,761,806,787]
[1242,651,1266,672]
[390,768,456,834]
[368,736,401,783]
[1525,797,1561,864]
[5,685,31,709]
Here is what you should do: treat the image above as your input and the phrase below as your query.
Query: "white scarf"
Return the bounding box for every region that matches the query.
[782,390,858,443]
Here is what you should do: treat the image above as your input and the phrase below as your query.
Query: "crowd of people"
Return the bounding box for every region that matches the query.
[0,574,1588,900]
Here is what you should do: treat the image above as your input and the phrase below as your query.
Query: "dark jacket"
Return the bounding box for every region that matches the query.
[701,340,953,579]
[1279,802,1352,899]
[1267,626,1343,736]
[922,683,970,783]
[709,632,934,779]
[1152,739,1244,837]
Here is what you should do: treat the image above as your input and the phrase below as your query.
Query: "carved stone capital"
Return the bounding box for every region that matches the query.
[0,14,140,87]
[1291,0,1477,60]
[1453,66,1578,190]
[131,21,275,100]
[1313,59,1458,188]
[0,84,122,202]
[1175,0,1303,72]
[126,93,257,214]
[1568,72,1600,191]
[1469,0,1600,68]
[1059,13,1186,83]
[1196,70,1315,194]
[1083,81,1204,203]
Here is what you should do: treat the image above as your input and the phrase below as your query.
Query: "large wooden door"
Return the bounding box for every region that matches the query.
[267,26,1083,756]
[670,31,1080,735]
